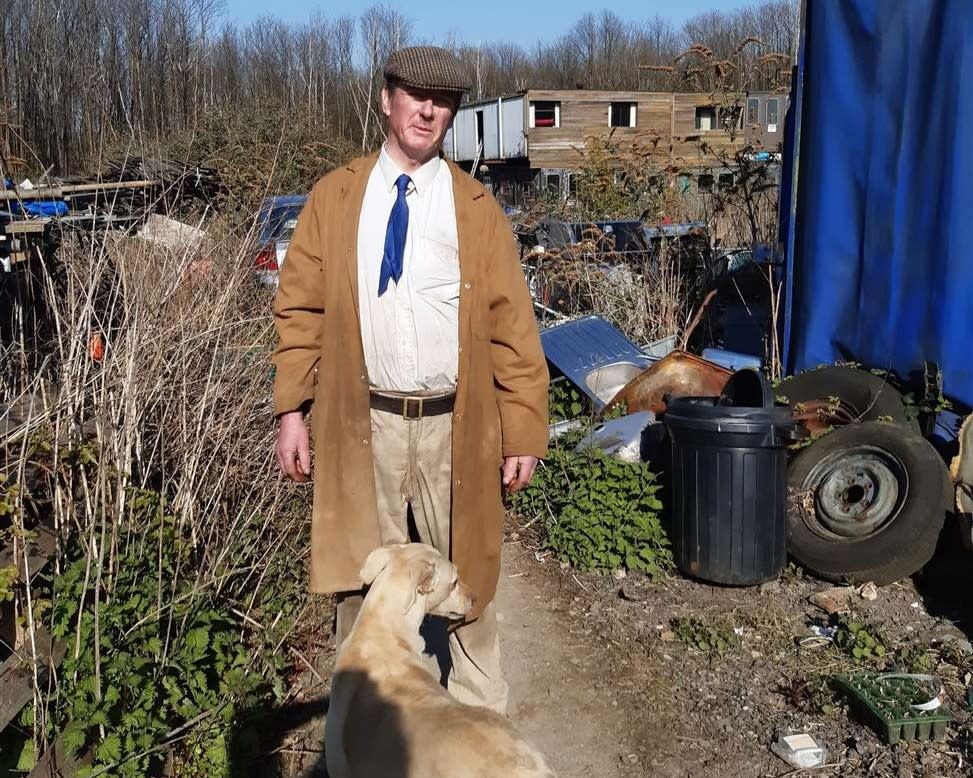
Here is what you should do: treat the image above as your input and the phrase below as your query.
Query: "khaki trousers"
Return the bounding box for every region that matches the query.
[334,406,508,714]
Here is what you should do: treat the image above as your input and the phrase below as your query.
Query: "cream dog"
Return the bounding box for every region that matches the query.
[325,543,556,778]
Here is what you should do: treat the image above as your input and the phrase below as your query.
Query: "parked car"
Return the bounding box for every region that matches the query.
[253,194,307,286]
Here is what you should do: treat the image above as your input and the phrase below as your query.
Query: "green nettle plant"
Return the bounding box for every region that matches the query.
[512,441,671,578]
[0,216,312,774]
[548,377,586,422]
[42,499,301,777]
[832,616,888,664]
[671,616,740,656]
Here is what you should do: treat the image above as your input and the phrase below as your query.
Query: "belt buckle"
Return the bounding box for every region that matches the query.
[402,397,423,420]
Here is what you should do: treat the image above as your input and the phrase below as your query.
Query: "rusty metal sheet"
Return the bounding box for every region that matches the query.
[602,350,733,416]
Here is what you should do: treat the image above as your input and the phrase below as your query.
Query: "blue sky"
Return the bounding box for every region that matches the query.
[223,0,753,48]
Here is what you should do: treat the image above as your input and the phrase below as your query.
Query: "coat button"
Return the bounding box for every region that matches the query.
[362,439,369,446]
[360,375,367,382]
[454,479,462,487]
[463,282,472,290]
[454,413,462,421]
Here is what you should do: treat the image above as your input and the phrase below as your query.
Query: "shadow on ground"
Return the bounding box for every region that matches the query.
[226,694,330,777]
[231,667,418,778]
[914,518,973,642]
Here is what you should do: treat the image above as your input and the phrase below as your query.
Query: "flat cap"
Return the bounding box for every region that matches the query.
[384,46,471,94]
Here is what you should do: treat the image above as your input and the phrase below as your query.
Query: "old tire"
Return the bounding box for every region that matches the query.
[776,366,918,431]
[787,421,950,585]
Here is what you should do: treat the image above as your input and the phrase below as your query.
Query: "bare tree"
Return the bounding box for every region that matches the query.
[1,0,796,176]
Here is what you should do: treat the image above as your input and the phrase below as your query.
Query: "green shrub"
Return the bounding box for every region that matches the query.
[512,443,671,578]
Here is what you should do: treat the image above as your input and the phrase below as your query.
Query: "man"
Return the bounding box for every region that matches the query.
[271,46,549,714]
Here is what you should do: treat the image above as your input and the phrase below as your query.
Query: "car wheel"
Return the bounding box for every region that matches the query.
[776,366,918,436]
[787,421,950,585]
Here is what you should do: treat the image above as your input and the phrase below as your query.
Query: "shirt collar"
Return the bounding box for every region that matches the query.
[378,145,441,195]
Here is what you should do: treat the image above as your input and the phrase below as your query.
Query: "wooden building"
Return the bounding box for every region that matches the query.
[742,91,790,149]
[443,88,786,204]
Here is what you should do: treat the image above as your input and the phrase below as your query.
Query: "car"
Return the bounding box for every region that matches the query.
[253,194,308,286]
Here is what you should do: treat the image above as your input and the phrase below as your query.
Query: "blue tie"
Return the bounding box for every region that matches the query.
[379,174,412,296]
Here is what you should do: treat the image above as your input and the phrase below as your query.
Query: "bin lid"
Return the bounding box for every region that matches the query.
[665,395,796,435]
[718,368,774,408]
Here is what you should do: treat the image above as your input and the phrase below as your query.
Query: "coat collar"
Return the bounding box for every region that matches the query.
[342,150,487,203]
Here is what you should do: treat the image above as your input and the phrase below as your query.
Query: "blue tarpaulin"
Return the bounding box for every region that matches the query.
[782,0,973,412]
[10,200,68,218]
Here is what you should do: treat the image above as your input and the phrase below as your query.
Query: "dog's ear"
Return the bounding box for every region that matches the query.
[360,545,396,585]
[415,560,439,595]
[400,559,438,615]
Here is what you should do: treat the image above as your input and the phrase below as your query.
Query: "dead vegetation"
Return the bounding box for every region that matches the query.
[0,216,320,773]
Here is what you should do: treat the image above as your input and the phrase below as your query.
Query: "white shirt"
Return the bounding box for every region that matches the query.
[357,147,460,392]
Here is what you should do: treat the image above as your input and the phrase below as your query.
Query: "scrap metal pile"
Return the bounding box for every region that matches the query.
[515,203,970,591]
[1,156,222,256]
[537,312,965,590]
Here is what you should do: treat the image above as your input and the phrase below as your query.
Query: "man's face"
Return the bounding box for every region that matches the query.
[382,84,457,161]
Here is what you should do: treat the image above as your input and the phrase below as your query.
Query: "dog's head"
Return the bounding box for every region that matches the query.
[360,543,476,619]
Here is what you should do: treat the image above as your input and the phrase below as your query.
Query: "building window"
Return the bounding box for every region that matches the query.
[545,173,561,194]
[718,104,742,131]
[530,101,560,128]
[766,98,779,130]
[609,101,636,128]
[695,106,717,131]
[698,174,714,192]
[567,174,577,195]
[746,98,760,125]
[719,173,735,189]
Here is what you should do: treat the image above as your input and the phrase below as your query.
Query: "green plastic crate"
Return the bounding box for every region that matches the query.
[836,673,952,745]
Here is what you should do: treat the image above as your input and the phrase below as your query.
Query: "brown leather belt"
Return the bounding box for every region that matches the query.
[368,391,456,419]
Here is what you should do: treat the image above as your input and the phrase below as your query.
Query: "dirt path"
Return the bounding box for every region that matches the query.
[287,542,652,778]
[496,544,649,777]
[289,532,973,778]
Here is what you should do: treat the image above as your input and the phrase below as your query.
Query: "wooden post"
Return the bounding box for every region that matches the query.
[0,180,159,201]
[670,93,676,165]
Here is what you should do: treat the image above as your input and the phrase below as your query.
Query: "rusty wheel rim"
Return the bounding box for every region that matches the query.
[801,444,908,540]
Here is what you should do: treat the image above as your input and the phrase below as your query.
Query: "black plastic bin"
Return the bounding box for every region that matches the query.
[664,372,795,585]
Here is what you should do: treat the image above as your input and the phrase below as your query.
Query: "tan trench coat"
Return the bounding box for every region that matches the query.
[271,152,549,617]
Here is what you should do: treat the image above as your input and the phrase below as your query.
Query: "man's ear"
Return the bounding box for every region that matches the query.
[414,560,439,595]
[360,545,396,585]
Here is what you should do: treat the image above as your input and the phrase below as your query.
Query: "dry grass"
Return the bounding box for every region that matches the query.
[525,225,698,347]
[1,211,313,767]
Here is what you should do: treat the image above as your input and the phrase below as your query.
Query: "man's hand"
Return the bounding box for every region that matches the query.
[501,455,539,494]
[276,411,312,482]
